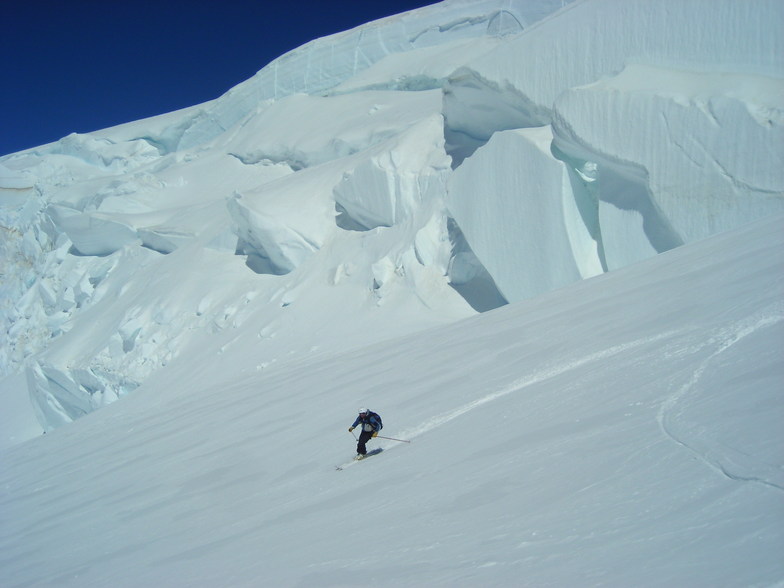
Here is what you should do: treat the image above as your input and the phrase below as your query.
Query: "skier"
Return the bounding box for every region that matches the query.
[348,407,382,458]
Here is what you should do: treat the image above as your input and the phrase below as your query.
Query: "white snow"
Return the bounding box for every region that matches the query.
[1,0,783,585]
[1,213,782,587]
[445,0,784,136]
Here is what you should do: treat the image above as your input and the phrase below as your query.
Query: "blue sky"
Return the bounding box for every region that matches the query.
[1,0,436,157]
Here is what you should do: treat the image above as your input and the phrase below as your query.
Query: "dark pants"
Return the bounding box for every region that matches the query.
[357,429,374,455]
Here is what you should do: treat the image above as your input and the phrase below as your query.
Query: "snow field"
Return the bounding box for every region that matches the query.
[1,214,782,586]
[0,0,782,584]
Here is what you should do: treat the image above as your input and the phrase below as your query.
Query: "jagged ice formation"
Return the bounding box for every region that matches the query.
[0,0,781,432]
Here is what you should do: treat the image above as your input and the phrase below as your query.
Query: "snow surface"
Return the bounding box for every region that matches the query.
[1,0,783,585]
[1,211,782,587]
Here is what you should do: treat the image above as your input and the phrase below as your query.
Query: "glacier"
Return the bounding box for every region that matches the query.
[1,0,781,436]
[0,0,783,585]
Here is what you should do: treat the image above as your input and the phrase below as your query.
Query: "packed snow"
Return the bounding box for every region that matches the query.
[0,0,782,585]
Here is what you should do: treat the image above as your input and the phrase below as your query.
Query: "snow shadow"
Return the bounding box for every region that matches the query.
[552,142,684,270]
[235,238,289,276]
[446,218,507,312]
[443,69,551,169]
[334,202,376,232]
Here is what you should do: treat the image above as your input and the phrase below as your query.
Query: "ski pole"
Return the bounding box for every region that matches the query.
[375,435,411,443]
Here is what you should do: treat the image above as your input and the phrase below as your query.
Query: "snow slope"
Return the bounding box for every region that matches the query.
[1,212,782,587]
[0,0,783,583]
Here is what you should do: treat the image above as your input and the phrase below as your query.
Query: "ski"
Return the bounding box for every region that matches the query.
[335,448,383,470]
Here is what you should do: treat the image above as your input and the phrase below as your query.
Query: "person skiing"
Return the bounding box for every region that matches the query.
[348,407,382,458]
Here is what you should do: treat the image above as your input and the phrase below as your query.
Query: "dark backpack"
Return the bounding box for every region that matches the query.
[368,410,383,430]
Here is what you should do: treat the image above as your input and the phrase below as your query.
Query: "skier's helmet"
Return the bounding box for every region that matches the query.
[358,407,368,415]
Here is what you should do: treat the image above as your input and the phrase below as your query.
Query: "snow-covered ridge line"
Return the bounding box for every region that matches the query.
[167,0,573,153]
[443,0,784,160]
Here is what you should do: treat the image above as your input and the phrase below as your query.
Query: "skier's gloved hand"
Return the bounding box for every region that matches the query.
[348,427,354,432]
[372,431,378,438]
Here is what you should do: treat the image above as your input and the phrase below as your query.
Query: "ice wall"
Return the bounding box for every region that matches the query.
[1,0,782,433]
[448,127,603,302]
[446,0,784,302]
[553,65,784,259]
[445,0,784,138]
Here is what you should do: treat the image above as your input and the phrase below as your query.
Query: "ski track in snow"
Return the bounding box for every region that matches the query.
[397,329,682,442]
[657,302,784,492]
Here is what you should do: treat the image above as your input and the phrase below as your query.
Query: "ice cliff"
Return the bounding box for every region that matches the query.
[0,0,781,432]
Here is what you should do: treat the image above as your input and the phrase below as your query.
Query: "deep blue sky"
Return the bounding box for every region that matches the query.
[1,0,436,157]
